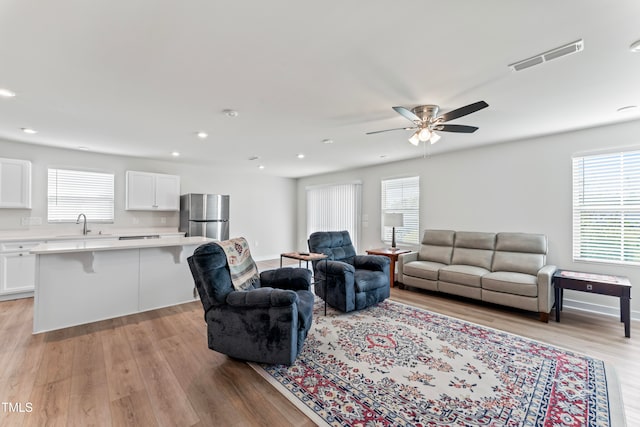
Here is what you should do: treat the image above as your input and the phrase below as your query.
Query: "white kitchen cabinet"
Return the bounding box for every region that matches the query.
[0,240,41,299]
[125,171,180,211]
[0,158,32,209]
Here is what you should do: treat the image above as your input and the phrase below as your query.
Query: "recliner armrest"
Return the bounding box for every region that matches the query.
[226,287,298,308]
[354,255,390,272]
[317,260,356,275]
[260,268,312,291]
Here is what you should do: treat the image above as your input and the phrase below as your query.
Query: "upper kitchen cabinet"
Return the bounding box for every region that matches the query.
[125,171,180,211]
[0,158,32,209]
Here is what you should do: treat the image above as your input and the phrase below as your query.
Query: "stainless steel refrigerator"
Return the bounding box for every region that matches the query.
[179,194,230,240]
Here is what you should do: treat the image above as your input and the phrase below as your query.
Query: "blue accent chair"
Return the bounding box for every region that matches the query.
[187,242,314,365]
[308,230,390,313]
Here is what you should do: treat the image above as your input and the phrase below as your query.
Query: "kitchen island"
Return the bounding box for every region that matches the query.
[31,236,212,333]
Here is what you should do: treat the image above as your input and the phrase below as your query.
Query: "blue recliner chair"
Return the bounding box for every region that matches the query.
[308,230,390,313]
[188,241,314,365]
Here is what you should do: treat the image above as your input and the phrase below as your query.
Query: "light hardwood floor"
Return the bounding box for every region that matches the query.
[0,259,637,426]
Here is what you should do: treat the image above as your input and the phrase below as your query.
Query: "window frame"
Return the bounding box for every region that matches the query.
[381,176,420,246]
[47,167,115,224]
[572,149,640,265]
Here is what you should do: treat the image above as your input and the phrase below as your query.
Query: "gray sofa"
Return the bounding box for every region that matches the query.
[397,230,556,322]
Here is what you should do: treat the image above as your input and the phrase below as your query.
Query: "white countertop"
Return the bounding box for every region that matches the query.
[31,236,213,254]
[0,228,185,242]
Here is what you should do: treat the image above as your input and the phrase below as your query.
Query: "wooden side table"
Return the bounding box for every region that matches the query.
[280,251,329,315]
[553,269,632,338]
[280,251,328,268]
[365,248,411,288]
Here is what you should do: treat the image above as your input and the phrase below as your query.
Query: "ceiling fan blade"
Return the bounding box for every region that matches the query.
[392,106,421,123]
[436,124,479,133]
[438,101,488,123]
[366,127,415,135]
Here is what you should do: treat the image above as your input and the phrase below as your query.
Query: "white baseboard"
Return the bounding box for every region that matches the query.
[254,254,283,262]
[0,290,34,301]
[562,297,640,321]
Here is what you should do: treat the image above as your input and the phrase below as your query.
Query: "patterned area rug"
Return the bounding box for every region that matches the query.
[250,299,626,426]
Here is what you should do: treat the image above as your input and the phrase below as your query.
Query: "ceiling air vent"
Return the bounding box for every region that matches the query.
[509,39,584,71]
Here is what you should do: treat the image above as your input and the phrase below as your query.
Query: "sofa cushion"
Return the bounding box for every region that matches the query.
[439,264,489,287]
[492,252,545,276]
[450,231,496,270]
[403,260,444,281]
[495,232,547,254]
[455,231,496,250]
[482,271,538,297]
[418,229,455,264]
[354,269,389,292]
[492,233,547,275]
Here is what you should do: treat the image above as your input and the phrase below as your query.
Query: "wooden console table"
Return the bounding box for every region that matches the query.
[366,248,411,288]
[553,269,632,338]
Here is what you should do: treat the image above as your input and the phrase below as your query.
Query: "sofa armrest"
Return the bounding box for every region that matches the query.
[397,251,418,278]
[537,264,557,314]
[226,287,298,308]
[260,268,312,291]
[354,255,390,272]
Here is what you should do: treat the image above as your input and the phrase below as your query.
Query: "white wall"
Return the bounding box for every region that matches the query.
[297,119,640,319]
[0,139,296,260]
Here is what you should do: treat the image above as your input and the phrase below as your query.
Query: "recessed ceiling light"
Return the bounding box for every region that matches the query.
[617,105,639,114]
[196,131,208,139]
[630,40,640,53]
[297,153,305,159]
[322,138,334,144]
[21,128,37,134]
[77,146,90,151]
[258,165,265,170]
[171,151,180,157]
[223,109,238,118]
[0,88,16,98]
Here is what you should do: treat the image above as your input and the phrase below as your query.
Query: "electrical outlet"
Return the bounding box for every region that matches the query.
[132,217,139,225]
[160,217,166,224]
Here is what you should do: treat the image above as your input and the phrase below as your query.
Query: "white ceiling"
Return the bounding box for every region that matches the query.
[1,1,640,178]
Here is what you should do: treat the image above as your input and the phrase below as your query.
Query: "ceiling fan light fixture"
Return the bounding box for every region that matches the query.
[429,132,441,144]
[418,128,432,142]
[408,132,420,146]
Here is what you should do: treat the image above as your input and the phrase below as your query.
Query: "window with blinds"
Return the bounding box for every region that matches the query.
[48,168,115,223]
[573,150,640,264]
[381,176,419,245]
[306,183,362,250]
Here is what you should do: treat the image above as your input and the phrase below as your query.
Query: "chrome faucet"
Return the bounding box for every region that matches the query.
[76,213,90,235]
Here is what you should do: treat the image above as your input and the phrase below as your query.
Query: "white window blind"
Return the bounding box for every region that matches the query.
[573,150,640,264]
[306,183,361,250]
[48,168,115,223]
[381,176,420,245]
